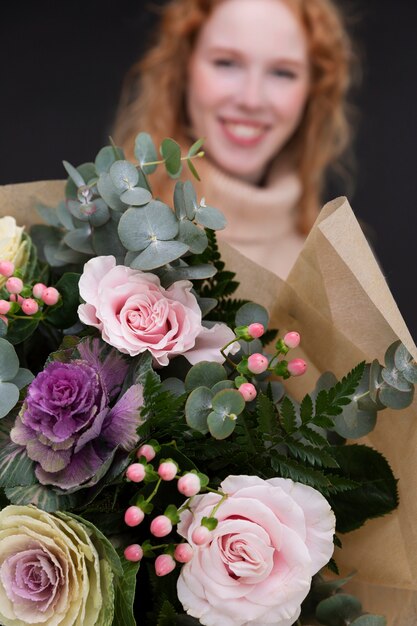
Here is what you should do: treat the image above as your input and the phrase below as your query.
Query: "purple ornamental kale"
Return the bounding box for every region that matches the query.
[10,338,143,491]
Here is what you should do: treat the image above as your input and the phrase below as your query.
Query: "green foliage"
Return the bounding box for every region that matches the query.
[316,594,362,626]
[0,339,33,417]
[138,371,187,441]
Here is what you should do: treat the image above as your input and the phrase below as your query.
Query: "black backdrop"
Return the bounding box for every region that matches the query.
[1,0,416,338]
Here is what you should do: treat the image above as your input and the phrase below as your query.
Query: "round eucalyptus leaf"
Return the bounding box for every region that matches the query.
[0,338,20,381]
[212,380,234,393]
[351,616,386,626]
[92,222,126,260]
[185,362,227,392]
[44,242,85,267]
[185,387,213,433]
[394,342,413,371]
[160,264,216,284]
[195,204,227,230]
[381,367,412,392]
[174,181,187,220]
[63,228,94,255]
[118,202,179,251]
[379,383,414,409]
[334,402,377,439]
[67,200,89,222]
[197,297,218,317]
[183,181,198,220]
[57,202,75,231]
[384,340,400,370]
[65,163,97,200]
[86,198,110,227]
[109,160,139,191]
[160,138,182,178]
[402,362,417,384]
[134,132,158,174]
[63,160,85,187]
[10,368,34,390]
[97,172,125,211]
[94,145,124,174]
[0,382,19,418]
[315,594,362,626]
[235,302,269,329]
[212,388,245,417]
[120,187,152,206]
[207,411,236,439]
[178,220,208,254]
[161,377,185,397]
[369,359,382,403]
[130,240,189,271]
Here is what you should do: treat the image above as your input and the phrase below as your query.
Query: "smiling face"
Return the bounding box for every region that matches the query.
[186,0,310,184]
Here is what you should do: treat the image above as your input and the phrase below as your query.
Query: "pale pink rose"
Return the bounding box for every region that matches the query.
[177,475,335,626]
[78,256,236,366]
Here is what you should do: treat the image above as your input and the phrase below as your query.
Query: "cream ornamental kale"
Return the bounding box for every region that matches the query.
[10,338,144,490]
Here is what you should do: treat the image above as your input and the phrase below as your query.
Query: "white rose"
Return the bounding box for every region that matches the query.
[0,216,28,286]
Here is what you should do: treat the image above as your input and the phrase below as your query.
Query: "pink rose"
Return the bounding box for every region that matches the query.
[177,475,335,626]
[78,256,236,366]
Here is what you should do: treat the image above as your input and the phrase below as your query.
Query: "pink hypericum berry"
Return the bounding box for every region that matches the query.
[177,473,201,497]
[192,526,212,546]
[238,382,257,402]
[155,554,176,577]
[124,505,145,527]
[287,358,307,377]
[0,315,8,326]
[137,444,156,462]
[0,300,11,315]
[124,544,143,562]
[247,353,269,375]
[0,261,15,277]
[5,277,23,294]
[32,283,47,299]
[284,331,301,349]
[150,515,173,538]
[41,287,60,306]
[158,461,178,481]
[174,543,193,563]
[9,294,23,304]
[126,463,146,483]
[248,323,265,339]
[21,298,39,316]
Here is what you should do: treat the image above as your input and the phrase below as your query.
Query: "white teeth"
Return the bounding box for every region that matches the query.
[224,122,264,139]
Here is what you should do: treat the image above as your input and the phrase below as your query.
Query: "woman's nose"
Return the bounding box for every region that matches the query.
[236,69,265,111]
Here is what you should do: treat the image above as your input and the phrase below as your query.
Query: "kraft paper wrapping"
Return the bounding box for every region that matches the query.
[1,184,416,624]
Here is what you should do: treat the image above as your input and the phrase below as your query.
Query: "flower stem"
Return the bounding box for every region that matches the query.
[145,478,162,503]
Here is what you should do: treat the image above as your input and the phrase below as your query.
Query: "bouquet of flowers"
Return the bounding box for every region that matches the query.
[0,134,415,626]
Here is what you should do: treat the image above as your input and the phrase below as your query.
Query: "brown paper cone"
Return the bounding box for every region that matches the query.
[1,185,416,623]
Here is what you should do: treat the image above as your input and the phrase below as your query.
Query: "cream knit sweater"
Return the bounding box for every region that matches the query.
[193,158,305,280]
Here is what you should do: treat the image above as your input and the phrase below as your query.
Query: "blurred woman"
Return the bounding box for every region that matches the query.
[113,0,355,278]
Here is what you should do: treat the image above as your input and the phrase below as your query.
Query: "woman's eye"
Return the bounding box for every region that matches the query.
[271,68,297,79]
[213,59,237,68]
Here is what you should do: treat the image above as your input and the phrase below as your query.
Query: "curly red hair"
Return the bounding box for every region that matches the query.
[113,0,355,233]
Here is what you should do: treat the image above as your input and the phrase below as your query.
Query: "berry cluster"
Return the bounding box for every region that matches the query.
[0,261,60,325]
[231,324,307,402]
[123,442,218,576]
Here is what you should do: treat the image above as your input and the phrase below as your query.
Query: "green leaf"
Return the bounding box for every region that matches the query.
[328,444,398,533]
[271,453,331,489]
[110,160,139,192]
[134,132,158,174]
[379,382,414,409]
[120,187,152,207]
[316,594,362,626]
[63,227,94,255]
[256,393,279,437]
[46,273,81,329]
[286,441,339,468]
[0,337,19,381]
[235,302,269,329]
[0,419,37,485]
[5,483,79,511]
[160,138,182,178]
[280,396,297,434]
[130,240,189,270]
[0,383,19,419]
[93,220,127,260]
[97,172,125,211]
[186,157,201,181]
[207,410,237,439]
[194,204,227,230]
[185,362,227,392]
[63,160,85,187]
[157,600,178,626]
[212,388,245,417]
[95,144,124,174]
[118,202,179,251]
[187,137,205,157]
[300,394,313,423]
[177,220,208,254]
[185,387,213,433]
[9,368,34,390]
[351,616,387,626]
[6,318,40,345]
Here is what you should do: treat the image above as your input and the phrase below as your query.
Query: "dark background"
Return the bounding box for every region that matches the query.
[1,0,416,338]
